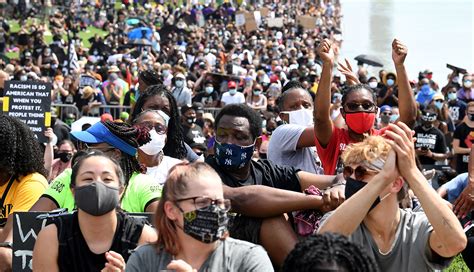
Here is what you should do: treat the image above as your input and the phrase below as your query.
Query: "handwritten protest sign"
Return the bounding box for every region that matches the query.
[297,16,317,30]
[12,212,154,272]
[268,17,284,28]
[235,12,245,27]
[2,81,51,143]
[244,12,258,32]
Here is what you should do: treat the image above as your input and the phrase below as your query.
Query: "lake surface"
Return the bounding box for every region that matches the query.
[339,0,473,86]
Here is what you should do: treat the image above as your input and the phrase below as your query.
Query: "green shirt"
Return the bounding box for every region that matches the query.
[43,169,161,213]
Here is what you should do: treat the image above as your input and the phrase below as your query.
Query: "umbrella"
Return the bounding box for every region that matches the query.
[129,38,152,47]
[71,117,100,132]
[354,54,384,67]
[127,27,152,40]
[126,18,140,26]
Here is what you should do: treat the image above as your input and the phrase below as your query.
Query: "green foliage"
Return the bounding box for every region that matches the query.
[444,254,469,272]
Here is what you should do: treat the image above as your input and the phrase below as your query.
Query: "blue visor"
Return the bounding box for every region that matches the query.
[71,122,137,156]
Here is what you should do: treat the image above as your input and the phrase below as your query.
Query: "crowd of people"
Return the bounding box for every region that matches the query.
[0,0,473,271]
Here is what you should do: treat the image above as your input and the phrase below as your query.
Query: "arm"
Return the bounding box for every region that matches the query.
[0,218,13,269]
[314,39,335,147]
[112,85,123,101]
[30,196,59,211]
[138,224,158,245]
[392,39,417,128]
[32,224,60,272]
[386,123,466,257]
[296,127,317,149]
[453,146,474,218]
[44,128,55,180]
[297,171,336,190]
[452,139,470,154]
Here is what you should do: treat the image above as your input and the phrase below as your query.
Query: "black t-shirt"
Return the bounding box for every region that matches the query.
[448,100,467,124]
[55,211,145,272]
[414,125,447,165]
[182,124,207,147]
[192,91,219,107]
[377,86,399,107]
[453,123,474,173]
[205,157,302,192]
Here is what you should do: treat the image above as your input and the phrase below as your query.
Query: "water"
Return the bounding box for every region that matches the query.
[339,0,473,86]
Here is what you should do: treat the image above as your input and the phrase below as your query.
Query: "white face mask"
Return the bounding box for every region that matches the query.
[139,129,166,155]
[284,108,313,127]
[368,81,378,89]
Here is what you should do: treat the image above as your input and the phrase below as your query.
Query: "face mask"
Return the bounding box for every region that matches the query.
[448,93,457,101]
[453,76,459,83]
[58,152,72,163]
[205,86,214,94]
[390,114,399,123]
[186,117,196,125]
[214,140,254,170]
[345,112,376,134]
[434,101,444,110]
[139,129,166,155]
[368,81,378,89]
[20,75,28,81]
[380,115,390,124]
[229,88,237,95]
[345,177,381,212]
[469,114,474,122]
[162,70,170,77]
[175,80,184,88]
[386,79,395,86]
[74,182,119,216]
[181,204,228,243]
[420,84,431,94]
[464,80,473,88]
[253,89,261,96]
[286,108,313,127]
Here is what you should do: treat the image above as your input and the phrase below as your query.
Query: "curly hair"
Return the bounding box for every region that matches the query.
[130,85,187,159]
[0,115,47,178]
[341,135,391,167]
[102,121,148,185]
[282,232,379,272]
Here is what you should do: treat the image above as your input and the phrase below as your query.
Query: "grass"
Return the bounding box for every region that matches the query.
[444,254,469,272]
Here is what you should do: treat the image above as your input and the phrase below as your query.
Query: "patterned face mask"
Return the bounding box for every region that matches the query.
[214,140,254,170]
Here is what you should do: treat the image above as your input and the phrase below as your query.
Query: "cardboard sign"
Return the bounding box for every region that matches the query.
[267,17,284,28]
[259,7,270,17]
[244,12,257,32]
[297,15,317,30]
[12,211,154,272]
[2,81,52,143]
[235,12,245,27]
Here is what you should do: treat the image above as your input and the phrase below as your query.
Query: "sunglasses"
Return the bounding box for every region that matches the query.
[344,102,376,112]
[343,165,379,180]
[381,112,392,116]
[434,99,444,103]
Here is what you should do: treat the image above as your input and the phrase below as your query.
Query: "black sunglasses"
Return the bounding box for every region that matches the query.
[344,102,376,112]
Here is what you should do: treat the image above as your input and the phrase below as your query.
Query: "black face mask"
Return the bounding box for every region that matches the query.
[469,114,474,122]
[345,177,381,212]
[58,152,73,163]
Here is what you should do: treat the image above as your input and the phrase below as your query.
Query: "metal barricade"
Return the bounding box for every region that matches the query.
[98,105,132,120]
[203,107,221,119]
[51,103,81,121]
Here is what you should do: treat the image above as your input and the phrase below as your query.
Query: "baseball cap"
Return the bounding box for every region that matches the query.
[180,104,194,115]
[71,121,136,156]
[380,105,392,113]
[228,81,237,88]
[192,102,204,113]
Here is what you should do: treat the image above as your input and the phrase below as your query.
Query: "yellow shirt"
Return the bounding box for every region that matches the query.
[0,173,47,226]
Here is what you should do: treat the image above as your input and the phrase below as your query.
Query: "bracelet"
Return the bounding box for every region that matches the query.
[0,242,12,248]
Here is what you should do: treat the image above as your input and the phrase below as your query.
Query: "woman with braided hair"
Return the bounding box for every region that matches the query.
[0,115,48,269]
[131,84,200,162]
[282,233,379,272]
[30,120,161,214]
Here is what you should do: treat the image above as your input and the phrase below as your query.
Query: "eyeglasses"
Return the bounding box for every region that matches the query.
[343,165,379,180]
[175,196,231,212]
[344,102,376,112]
[381,112,392,116]
[139,121,167,135]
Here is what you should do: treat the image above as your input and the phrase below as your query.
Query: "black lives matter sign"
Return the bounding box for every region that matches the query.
[2,81,52,143]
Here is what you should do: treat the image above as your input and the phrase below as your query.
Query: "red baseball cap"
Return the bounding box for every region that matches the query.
[228,81,237,88]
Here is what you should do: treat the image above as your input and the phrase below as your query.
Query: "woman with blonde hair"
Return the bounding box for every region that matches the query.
[126,162,273,272]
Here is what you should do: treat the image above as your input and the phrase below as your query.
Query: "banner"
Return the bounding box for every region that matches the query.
[2,81,52,143]
[12,211,154,272]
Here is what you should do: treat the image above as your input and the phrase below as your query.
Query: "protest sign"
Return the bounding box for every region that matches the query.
[244,12,257,32]
[268,17,284,28]
[235,12,245,27]
[297,16,317,30]
[259,7,270,17]
[79,74,97,88]
[2,81,51,143]
[12,211,154,272]
[254,11,262,26]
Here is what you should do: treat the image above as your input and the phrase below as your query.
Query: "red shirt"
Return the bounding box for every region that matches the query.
[315,126,381,175]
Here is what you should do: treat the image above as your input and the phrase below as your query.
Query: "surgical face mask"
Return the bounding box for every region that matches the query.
[390,114,399,123]
[57,152,73,163]
[214,140,254,170]
[139,129,166,155]
[253,89,261,96]
[464,80,473,88]
[434,101,444,110]
[175,79,184,88]
[229,88,237,95]
[162,70,170,77]
[20,75,28,81]
[386,79,395,87]
[284,108,313,127]
[448,92,457,101]
[179,204,228,243]
[368,81,378,89]
[205,86,214,94]
[74,182,119,216]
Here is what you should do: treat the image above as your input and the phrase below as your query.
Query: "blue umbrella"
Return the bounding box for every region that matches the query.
[128,27,152,40]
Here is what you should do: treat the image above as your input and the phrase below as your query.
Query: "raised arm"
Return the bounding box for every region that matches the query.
[392,39,417,128]
[314,39,336,147]
[453,145,474,218]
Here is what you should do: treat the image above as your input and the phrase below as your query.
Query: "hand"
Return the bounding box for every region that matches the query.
[453,182,474,219]
[44,128,55,144]
[167,260,197,272]
[337,58,360,86]
[384,123,418,179]
[317,39,335,64]
[322,184,345,211]
[391,38,408,65]
[378,149,399,185]
[101,251,125,272]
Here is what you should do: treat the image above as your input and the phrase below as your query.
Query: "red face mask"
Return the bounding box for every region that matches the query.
[345,112,376,134]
